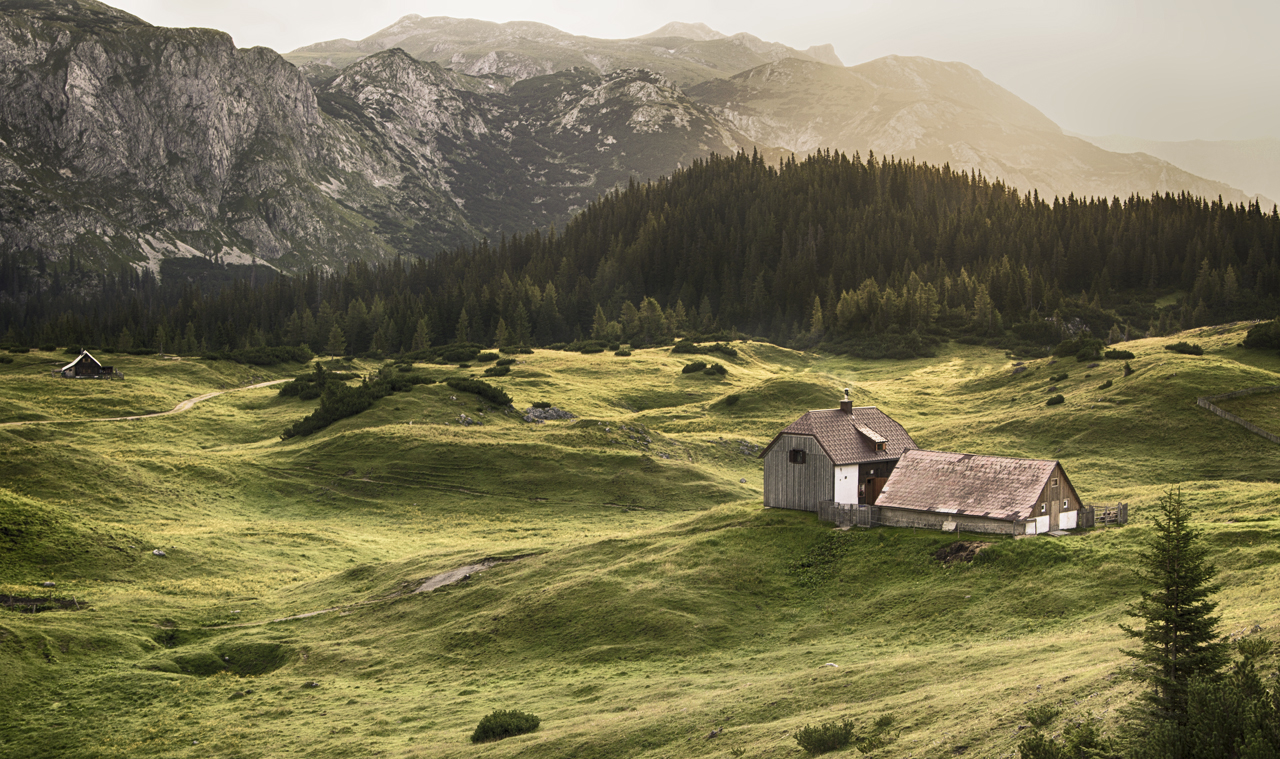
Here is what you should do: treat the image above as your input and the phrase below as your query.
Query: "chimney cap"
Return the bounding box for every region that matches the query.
[843,387,850,399]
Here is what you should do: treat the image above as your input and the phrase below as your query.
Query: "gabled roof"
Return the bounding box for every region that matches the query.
[761,406,917,466]
[876,449,1074,522]
[60,350,103,372]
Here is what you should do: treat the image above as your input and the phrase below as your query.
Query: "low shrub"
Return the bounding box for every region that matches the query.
[1123,361,1135,377]
[441,346,479,363]
[531,401,552,409]
[39,344,56,352]
[1025,704,1060,728]
[1098,379,1113,389]
[446,378,512,407]
[671,340,739,358]
[203,345,313,366]
[1104,349,1135,360]
[607,343,621,351]
[7,346,30,354]
[704,363,728,376]
[722,394,741,406]
[794,719,855,755]
[1242,318,1280,350]
[1046,394,1065,406]
[474,352,499,363]
[1165,341,1204,355]
[471,710,540,743]
[1053,336,1104,360]
[614,349,631,356]
[483,365,510,377]
[682,361,707,374]
[495,358,516,367]
[1049,373,1068,383]
[0,356,12,364]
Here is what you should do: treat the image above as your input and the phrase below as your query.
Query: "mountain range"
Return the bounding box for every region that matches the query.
[0,0,1268,277]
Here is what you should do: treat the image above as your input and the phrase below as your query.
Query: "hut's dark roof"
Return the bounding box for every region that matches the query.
[761,407,917,465]
[876,449,1064,522]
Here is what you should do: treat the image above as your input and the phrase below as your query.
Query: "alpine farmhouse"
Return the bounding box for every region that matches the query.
[762,396,1085,535]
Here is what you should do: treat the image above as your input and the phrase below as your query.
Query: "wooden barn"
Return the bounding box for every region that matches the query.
[874,449,1083,535]
[55,351,114,379]
[760,394,918,512]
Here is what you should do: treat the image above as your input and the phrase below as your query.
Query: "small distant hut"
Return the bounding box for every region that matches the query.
[55,350,114,379]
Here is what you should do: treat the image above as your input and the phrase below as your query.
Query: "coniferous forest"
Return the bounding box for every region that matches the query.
[2,150,1278,359]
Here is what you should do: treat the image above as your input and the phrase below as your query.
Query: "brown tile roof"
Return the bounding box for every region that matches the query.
[761,407,917,465]
[876,450,1061,522]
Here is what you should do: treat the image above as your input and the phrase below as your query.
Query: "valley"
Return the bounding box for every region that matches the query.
[2,324,1278,757]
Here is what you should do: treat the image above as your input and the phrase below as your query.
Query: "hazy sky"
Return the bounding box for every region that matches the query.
[106,0,1280,143]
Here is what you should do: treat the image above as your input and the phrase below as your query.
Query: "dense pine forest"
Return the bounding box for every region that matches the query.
[2,150,1278,359]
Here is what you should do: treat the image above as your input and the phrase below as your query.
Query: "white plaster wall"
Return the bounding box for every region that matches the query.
[833,464,859,503]
[1035,515,1051,533]
[1060,510,1078,530]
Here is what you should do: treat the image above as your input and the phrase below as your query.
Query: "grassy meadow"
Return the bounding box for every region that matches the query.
[1,324,1278,758]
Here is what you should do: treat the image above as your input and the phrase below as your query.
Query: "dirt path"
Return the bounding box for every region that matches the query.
[211,557,528,629]
[0,378,290,428]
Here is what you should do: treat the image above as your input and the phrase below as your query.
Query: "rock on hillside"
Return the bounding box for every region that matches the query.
[688,55,1258,204]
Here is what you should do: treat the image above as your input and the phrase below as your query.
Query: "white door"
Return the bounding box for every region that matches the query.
[833,465,859,503]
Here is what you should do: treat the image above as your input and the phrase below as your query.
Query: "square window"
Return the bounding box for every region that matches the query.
[1051,477,1059,487]
[789,449,807,465]
[1063,499,1069,508]
[876,441,886,452]
[1040,503,1047,514]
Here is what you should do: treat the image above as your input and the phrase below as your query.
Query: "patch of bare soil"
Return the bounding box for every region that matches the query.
[934,541,992,564]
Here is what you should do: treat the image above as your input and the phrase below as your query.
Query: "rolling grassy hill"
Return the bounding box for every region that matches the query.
[1,323,1278,758]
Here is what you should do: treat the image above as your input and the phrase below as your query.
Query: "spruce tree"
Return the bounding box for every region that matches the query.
[324,324,346,357]
[1120,488,1229,721]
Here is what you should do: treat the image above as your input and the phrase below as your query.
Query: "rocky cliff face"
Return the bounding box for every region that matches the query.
[0,0,401,270]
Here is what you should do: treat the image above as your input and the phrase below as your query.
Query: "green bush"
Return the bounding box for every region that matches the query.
[1165,341,1204,355]
[1025,704,1060,728]
[483,365,510,377]
[7,346,30,354]
[470,710,540,743]
[1053,336,1103,360]
[0,356,12,364]
[1242,318,1280,350]
[1098,379,1113,389]
[203,345,313,366]
[446,378,512,407]
[441,346,479,363]
[722,394,741,406]
[704,363,728,376]
[495,358,516,367]
[1049,373,1069,383]
[531,401,552,409]
[1046,394,1065,406]
[682,361,707,374]
[794,719,855,754]
[1104,349,1135,359]
[474,352,499,363]
[614,349,631,356]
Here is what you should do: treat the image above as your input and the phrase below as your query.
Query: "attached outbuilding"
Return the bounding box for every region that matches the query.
[874,449,1083,535]
[760,394,918,512]
[55,350,114,379]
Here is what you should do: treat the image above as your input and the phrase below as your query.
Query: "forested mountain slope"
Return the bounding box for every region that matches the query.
[3,152,1277,357]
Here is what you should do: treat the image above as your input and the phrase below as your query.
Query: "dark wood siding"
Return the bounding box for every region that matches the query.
[763,434,834,511]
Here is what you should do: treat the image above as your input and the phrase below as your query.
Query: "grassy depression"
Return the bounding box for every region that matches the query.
[0,325,1278,758]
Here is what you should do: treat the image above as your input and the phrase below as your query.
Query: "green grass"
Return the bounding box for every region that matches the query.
[0,327,1278,758]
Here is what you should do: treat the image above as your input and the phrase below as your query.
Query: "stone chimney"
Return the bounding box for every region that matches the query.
[839,387,852,414]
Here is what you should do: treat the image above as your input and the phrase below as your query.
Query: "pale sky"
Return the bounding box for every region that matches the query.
[106,0,1280,143]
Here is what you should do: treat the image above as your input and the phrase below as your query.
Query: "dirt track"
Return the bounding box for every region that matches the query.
[0,378,290,428]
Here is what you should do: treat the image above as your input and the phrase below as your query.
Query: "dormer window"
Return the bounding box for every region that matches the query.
[876,441,886,453]
[789,449,807,465]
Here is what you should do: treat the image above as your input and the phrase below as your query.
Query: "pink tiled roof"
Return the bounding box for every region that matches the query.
[876,449,1061,522]
[762,407,917,465]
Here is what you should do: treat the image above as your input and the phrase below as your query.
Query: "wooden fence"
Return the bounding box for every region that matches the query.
[1196,385,1280,445]
[817,501,877,528]
[819,500,1127,530]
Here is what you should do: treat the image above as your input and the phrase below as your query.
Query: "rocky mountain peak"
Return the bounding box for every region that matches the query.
[637,22,726,41]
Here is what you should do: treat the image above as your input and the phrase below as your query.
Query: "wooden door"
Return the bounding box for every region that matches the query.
[865,477,888,505]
